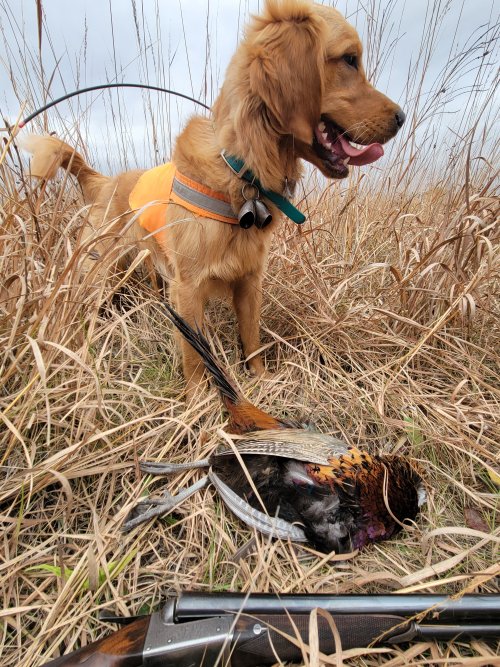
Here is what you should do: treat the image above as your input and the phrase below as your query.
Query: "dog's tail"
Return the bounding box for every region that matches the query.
[19,134,109,202]
[164,303,286,434]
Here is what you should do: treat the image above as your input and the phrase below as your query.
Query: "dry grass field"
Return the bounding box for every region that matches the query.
[1,1,499,665]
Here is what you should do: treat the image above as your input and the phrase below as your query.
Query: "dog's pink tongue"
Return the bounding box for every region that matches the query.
[337,135,384,166]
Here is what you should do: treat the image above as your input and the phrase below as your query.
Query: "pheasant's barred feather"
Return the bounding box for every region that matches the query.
[164,302,241,406]
[214,429,350,465]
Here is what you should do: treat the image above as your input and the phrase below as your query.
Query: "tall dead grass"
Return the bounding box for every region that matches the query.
[0,1,499,666]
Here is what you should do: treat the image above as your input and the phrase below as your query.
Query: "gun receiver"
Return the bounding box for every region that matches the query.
[42,593,500,666]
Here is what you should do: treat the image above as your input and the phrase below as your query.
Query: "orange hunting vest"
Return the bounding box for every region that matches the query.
[129,163,238,246]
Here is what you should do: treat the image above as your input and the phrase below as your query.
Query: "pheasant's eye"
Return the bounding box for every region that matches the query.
[343,54,358,69]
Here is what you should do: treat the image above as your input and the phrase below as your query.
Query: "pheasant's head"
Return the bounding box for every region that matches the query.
[350,455,425,549]
[304,449,426,552]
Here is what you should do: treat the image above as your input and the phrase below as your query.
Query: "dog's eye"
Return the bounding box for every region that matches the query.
[342,54,358,69]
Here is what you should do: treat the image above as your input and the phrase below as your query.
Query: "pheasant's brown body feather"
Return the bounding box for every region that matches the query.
[224,401,287,434]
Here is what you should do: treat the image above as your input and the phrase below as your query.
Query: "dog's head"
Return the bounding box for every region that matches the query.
[214,0,405,190]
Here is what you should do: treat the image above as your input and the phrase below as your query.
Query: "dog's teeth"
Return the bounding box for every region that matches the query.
[343,157,350,165]
[318,121,326,131]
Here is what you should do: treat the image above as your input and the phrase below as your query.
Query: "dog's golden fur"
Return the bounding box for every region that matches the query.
[22,0,404,397]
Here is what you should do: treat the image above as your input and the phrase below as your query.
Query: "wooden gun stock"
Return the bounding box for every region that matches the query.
[43,616,150,667]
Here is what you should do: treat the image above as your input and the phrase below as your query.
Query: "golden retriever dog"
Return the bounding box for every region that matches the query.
[22,0,405,398]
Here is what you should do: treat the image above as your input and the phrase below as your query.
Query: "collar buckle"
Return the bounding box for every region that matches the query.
[220,150,247,178]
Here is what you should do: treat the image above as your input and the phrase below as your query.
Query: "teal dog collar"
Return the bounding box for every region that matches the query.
[221,151,306,225]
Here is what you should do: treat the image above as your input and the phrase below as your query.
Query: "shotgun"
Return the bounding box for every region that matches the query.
[42,592,500,666]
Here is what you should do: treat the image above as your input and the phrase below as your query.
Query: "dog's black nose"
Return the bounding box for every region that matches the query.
[395,108,406,128]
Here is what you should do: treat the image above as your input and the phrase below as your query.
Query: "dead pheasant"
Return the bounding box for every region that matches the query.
[123,305,426,553]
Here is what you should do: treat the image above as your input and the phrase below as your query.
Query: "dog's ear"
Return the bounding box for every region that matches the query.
[233,1,326,189]
[248,1,325,144]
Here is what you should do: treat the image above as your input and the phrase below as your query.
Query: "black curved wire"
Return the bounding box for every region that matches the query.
[19,83,211,127]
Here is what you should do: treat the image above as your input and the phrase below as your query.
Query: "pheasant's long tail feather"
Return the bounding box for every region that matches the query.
[164,303,284,433]
[19,134,109,202]
[164,302,241,405]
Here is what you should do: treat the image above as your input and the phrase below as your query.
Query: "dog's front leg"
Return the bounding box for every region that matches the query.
[232,273,266,377]
[170,282,207,399]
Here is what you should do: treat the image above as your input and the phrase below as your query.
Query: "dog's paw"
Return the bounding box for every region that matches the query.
[248,363,272,380]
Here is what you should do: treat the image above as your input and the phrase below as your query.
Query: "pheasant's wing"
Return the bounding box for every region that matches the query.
[214,429,351,465]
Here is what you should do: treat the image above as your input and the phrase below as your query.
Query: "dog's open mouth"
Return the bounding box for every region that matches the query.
[313,117,384,177]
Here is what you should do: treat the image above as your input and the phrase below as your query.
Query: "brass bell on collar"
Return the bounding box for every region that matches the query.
[254,199,272,229]
[238,199,256,229]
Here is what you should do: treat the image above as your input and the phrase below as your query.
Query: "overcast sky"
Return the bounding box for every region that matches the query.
[1,0,498,173]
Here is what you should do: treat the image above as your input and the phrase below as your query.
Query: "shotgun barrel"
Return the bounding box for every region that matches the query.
[174,591,500,621]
